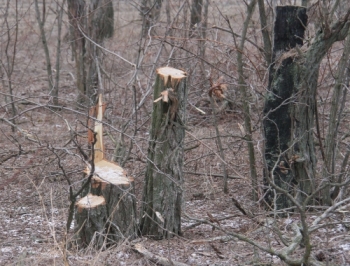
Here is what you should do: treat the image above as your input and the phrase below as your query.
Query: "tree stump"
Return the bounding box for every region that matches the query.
[140,67,187,239]
[75,194,107,248]
[90,160,137,243]
[263,6,307,210]
[75,94,137,247]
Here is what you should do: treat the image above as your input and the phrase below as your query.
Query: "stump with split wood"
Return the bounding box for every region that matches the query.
[140,67,188,239]
[75,95,137,248]
[90,160,137,243]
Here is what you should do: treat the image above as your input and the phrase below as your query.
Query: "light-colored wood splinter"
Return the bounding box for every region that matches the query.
[85,94,133,187]
[93,94,105,163]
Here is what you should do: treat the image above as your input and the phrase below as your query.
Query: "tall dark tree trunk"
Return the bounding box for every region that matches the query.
[190,0,202,37]
[264,6,350,209]
[140,67,187,239]
[67,0,114,106]
[263,6,308,210]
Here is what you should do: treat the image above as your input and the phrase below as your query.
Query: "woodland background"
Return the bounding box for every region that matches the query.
[1,0,350,265]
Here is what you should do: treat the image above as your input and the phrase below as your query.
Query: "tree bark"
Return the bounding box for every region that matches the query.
[75,95,137,247]
[67,0,114,106]
[293,11,350,206]
[263,6,307,210]
[323,34,350,202]
[67,0,87,104]
[89,160,138,243]
[264,6,350,208]
[86,0,114,101]
[75,194,107,248]
[140,67,187,239]
[190,0,202,37]
[257,0,272,66]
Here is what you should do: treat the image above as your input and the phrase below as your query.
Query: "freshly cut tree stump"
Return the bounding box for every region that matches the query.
[75,194,107,248]
[140,66,187,239]
[89,160,137,243]
[75,94,137,248]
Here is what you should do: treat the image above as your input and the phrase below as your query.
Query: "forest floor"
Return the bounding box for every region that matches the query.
[1,98,350,266]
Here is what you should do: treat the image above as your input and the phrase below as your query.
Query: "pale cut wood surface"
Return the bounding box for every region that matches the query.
[90,159,132,185]
[76,193,105,210]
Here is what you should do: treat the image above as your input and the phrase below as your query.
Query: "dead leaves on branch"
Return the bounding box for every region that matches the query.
[208,76,227,100]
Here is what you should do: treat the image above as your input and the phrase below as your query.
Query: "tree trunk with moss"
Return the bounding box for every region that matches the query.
[140,67,187,239]
[264,6,350,209]
[263,6,307,210]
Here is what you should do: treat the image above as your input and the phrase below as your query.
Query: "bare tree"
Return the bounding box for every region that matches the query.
[0,0,19,132]
[34,0,65,105]
[190,0,202,37]
[323,30,350,204]
[140,0,163,37]
[228,0,259,201]
[67,0,114,106]
[263,3,350,209]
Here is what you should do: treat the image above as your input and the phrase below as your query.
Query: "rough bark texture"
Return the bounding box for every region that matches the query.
[75,194,107,248]
[263,6,307,210]
[67,0,114,106]
[264,6,350,208]
[323,32,350,203]
[75,164,137,248]
[190,0,202,37]
[293,13,350,205]
[90,165,138,243]
[75,95,137,248]
[140,67,187,239]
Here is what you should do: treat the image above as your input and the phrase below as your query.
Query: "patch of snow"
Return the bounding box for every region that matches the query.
[340,244,350,251]
[1,247,12,253]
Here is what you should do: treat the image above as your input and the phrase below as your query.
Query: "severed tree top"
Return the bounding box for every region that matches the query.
[76,193,105,210]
